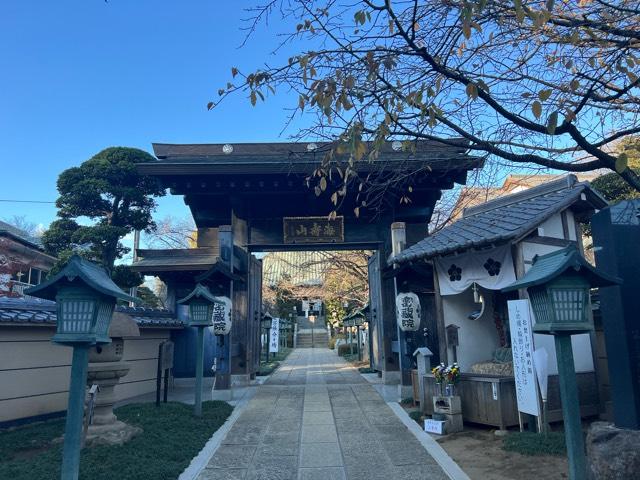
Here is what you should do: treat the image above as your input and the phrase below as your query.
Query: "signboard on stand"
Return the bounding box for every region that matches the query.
[269,318,280,353]
[507,299,540,417]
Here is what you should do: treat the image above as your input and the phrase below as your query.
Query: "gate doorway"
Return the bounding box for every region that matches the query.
[134,140,481,387]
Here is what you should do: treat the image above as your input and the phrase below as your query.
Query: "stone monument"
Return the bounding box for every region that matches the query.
[85,311,142,445]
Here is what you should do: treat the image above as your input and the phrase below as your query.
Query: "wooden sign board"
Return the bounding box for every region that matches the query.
[159,341,174,371]
[283,216,344,244]
[446,324,460,347]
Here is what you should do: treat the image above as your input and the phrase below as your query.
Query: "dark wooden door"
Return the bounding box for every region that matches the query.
[368,252,384,371]
[247,255,262,375]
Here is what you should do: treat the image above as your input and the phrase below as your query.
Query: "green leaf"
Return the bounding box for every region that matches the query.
[615,153,628,173]
[231,67,238,78]
[320,177,327,191]
[250,91,257,106]
[532,101,542,119]
[546,111,558,134]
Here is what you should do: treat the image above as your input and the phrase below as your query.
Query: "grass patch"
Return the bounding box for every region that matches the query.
[257,361,280,376]
[258,347,292,376]
[0,401,233,480]
[502,431,566,456]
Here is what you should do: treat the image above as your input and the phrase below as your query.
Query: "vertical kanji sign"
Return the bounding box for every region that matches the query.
[269,318,280,353]
[507,299,540,417]
[209,296,232,335]
[395,292,421,332]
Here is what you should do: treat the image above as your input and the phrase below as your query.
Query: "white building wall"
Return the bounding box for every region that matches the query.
[441,285,500,371]
[521,210,595,375]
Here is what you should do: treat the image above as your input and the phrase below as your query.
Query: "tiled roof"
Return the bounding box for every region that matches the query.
[392,175,607,264]
[0,220,44,250]
[141,140,483,176]
[262,251,328,287]
[131,248,219,272]
[0,297,183,328]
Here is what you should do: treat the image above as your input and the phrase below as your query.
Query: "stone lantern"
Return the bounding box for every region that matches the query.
[25,256,136,480]
[85,311,142,445]
[504,246,620,480]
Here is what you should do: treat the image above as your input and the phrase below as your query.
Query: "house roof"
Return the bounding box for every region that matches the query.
[177,283,221,305]
[0,297,183,328]
[141,140,483,176]
[391,175,607,264]
[25,255,137,303]
[0,220,45,251]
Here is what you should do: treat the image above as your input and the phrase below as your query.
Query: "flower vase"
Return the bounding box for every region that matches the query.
[435,382,444,396]
[446,383,455,397]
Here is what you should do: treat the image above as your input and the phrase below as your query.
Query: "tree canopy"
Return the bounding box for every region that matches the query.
[215,1,640,215]
[42,147,165,280]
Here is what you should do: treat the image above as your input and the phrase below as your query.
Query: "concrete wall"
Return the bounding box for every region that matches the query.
[0,325,172,424]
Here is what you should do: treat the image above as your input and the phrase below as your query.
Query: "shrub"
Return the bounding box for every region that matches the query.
[502,431,566,456]
[358,367,376,374]
[337,344,354,356]
[328,337,337,350]
[408,410,422,425]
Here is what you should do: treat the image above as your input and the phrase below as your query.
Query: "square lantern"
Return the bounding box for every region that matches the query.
[24,256,137,345]
[503,246,621,335]
[177,283,221,327]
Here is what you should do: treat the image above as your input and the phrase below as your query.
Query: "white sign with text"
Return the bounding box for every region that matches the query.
[507,299,540,417]
[269,318,280,353]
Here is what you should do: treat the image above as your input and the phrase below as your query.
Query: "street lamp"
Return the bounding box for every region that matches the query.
[178,283,223,417]
[25,256,136,480]
[504,246,620,480]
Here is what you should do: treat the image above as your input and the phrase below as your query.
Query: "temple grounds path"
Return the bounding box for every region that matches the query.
[197,348,450,480]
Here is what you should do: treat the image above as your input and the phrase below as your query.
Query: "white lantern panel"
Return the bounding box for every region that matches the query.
[209,296,232,335]
[396,292,421,332]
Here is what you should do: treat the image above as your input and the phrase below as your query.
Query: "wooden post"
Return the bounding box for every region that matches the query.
[61,345,90,480]
[555,334,587,480]
[194,326,205,417]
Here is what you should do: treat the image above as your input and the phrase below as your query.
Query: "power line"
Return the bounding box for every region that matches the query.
[0,199,56,204]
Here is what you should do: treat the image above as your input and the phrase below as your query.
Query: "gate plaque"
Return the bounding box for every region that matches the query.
[283,216,344,244]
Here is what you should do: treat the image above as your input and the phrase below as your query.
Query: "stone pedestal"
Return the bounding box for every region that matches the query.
[433,395,463,433]
[84,320,142,446]
[87,360,130,425]
[85,356,142,446]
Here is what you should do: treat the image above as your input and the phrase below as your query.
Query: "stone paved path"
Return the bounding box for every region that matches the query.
[198,348,449,480]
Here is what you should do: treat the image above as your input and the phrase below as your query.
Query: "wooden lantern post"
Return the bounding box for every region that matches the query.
[178,284,225,417]
[25,256,137,480]
[503,246,620,480]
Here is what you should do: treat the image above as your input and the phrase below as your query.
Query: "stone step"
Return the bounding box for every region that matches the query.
[296,332,328,348]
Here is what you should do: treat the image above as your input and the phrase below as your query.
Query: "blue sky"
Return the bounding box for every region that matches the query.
[0,1,300,229]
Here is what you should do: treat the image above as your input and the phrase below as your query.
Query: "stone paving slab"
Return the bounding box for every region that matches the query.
[196,348,451,480]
